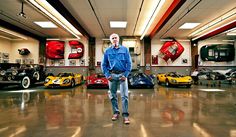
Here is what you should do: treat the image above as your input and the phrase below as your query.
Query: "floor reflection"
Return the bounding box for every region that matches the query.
[0,85,235,137]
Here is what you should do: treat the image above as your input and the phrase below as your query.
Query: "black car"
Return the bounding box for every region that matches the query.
[0,64,46,89]
[191,68,226,81]
[200,44,235,62]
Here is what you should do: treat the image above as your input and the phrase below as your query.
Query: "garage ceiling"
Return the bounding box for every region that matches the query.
[0,0,235,41]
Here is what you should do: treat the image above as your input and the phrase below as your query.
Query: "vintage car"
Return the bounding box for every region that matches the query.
[191,68,226,81]
[68,40,84,59]
[128,72,155,88]
[200,44,235,62]
[86,73,109,89]
[44,72,83,88]
[158,40,184,62]
[0,64,46,89]
[46,40,65,59]
[157,72,192,87]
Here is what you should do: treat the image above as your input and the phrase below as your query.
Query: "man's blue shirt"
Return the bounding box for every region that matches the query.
[101,44,132,78]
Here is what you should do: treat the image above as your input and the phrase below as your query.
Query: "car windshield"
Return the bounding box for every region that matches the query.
[96,73,105,78]
[57,73,72,77]
[133,73,149,78]
[168,72,183,77]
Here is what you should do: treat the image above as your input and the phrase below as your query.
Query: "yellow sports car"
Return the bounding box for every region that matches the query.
[44,72,83,88]
[156,72,192,87]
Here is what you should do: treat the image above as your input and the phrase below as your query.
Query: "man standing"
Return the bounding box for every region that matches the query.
[101,33,132,124]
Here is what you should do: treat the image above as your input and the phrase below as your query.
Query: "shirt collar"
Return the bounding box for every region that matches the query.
[112,44,120,49]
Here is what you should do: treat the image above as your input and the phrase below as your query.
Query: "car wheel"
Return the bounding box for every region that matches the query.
[157,78,161,85]
[165,80,170,87]
[33,71,40,81]
[186,84,191,88]
[71,79,75,87]
[20,76,31,89]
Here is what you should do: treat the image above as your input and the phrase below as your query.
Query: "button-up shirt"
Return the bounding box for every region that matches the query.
[101,44,132,78]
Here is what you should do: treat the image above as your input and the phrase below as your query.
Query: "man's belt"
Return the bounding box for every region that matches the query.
[110,70,124,74]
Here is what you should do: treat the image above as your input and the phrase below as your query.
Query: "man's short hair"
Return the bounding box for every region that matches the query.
[109,33,119,42]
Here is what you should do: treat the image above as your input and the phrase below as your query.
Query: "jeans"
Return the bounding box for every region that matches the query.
[108,73,129,117]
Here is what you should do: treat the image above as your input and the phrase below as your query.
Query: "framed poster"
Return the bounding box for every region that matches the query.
[2,53,9,59]
[16,59,21,64]
[29,59,34,64]
[69,60,76,66]
[58,59,65,66]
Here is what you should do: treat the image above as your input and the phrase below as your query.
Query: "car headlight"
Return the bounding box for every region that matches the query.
[0,70,6,76]
[45,78,50,83]
[171,79,177,83]
[12,70,18,75]
[63,79,70,84]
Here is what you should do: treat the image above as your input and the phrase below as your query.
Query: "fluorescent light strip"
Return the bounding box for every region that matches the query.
[0,26,28,40]
[190,8,236,37]
[28,0,81,39]
[192,20,236,41]
[140,0,166,40]
[8,90,36,93]
[227,32,236,36]
[199,89,225,92]
[222,40,235,42]
[0,35,12,40]
[46,38,60,40]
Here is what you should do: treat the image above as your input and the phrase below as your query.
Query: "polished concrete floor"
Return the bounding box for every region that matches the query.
[0,83,236,137]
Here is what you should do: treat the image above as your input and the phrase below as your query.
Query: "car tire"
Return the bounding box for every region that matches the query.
[71,79,75,87]
[165,80,170,87]
[186,84,191,88]
[157,78,161,85]
[20,76,31,89]
[33,71,40,81]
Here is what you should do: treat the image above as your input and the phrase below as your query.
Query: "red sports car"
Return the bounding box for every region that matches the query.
[86,73,109,89]
[158,40,184,62]
[46,41,65,59]
[68,40,84,59]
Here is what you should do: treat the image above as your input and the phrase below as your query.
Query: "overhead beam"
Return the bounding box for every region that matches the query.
[193,20,236,42]
[0,19,45,41]
[46,0,91,39]
[149,0,186,39]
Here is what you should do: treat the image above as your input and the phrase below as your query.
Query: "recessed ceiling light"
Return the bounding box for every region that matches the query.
[179,23,200,29]
[110,21,127,28]
[34,21,58,28]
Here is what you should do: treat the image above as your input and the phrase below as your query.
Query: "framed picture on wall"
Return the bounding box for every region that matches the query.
[58,59,65,66]
[69,60,76,66]
[2,59,9,63]
[49,60,55,66]
[22,59,27,64]
[80,59,85,66]
[16,59,21,64]
[97,61,101,66]
[2,53,9,59]
[29,59,34,64]
[182,58,188,64]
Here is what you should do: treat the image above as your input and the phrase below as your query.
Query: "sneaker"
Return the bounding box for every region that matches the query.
[123,117,130,124]
[111,114,119,121]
